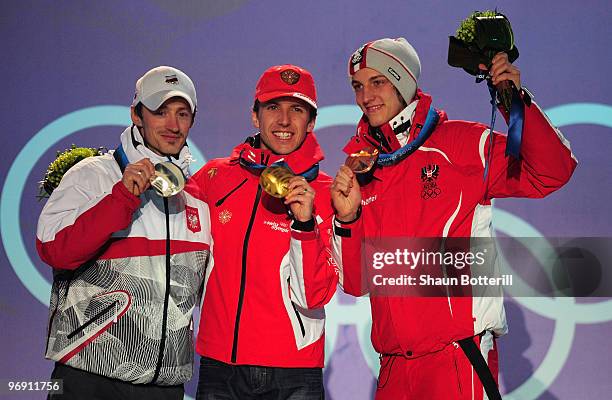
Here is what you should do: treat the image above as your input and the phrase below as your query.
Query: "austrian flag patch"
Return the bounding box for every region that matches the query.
[185,205,201,233]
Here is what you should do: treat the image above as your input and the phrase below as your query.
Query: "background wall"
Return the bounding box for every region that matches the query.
[1,1,611,399]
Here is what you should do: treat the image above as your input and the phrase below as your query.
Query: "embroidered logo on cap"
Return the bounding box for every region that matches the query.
[280,69,300,85]
[165,74,179,84]
[387,67,401,81]
[351,44,366,65]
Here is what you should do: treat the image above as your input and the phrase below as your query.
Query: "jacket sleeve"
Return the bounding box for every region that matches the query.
[190,162,212,203]
[36,159,140,270]
[484,95,577,199]
[331,212,369,297]
[287,213,339,309]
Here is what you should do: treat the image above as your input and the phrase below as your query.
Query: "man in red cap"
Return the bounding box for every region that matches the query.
[192,65,337,399]
[330,38,577,399]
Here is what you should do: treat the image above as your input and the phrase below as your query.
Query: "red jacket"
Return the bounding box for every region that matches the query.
[192,133,338,368]
[332,91,577,358]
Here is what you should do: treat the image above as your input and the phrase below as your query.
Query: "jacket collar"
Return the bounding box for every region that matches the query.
[231,131,325,175]
[343,90,445,155]
[118,125,194,177]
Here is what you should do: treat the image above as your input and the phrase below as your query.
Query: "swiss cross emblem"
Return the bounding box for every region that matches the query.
[185,205,201,233]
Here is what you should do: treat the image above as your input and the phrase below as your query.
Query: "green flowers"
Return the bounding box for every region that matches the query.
[39,145,103,198]
[455,10,498,43]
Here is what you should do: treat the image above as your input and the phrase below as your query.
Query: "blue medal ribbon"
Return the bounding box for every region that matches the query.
[113,144,130,172]
[239,154,319,182]
[486,83,524,159]
[376,105,440,167]
[506,88,524,158]
[483,83,524,180]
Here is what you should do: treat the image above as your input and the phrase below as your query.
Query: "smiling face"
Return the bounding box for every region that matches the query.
[252,97,315,155]
[131,97,193,157]
[351,67,406,128]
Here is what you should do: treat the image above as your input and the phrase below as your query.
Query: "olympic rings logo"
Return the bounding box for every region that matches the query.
[1,102,611,400]
[421,181,442,199]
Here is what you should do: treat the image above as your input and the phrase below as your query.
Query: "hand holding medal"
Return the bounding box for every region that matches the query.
[344,146,379,174]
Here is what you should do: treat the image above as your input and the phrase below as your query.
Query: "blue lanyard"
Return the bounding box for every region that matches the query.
[376,105,440,167]
[239,153,319,182]
[483,82,524,179]
[113,145,130,172]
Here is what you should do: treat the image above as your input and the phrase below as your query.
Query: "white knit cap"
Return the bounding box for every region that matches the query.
[348,37,421,103]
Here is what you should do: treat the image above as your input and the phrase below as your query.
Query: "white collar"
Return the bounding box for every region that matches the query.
[389,99,418,147]
[118,126,194,177]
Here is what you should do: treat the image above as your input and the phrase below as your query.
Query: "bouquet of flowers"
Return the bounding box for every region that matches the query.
[448,10,519,112]
[38,145,104,199]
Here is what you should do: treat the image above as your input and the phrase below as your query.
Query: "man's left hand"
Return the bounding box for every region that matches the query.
[284,176,315,222]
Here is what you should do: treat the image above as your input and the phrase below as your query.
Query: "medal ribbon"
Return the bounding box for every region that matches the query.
[239,153,319,182]
[376,105,440,167]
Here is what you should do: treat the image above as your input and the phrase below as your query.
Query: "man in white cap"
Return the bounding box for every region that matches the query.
[37,66,211,399]
[330,38,577,399]
[191,64,337,399]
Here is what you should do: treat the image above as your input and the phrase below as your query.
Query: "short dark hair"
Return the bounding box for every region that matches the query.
[134,103,144,119]
[134,101,196,126]
[252,99,317,121]
[395,87,408,108]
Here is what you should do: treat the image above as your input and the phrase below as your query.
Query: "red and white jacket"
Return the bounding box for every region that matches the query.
[36,126,211,385]
[332,90,577,358]
[192,133,338,368]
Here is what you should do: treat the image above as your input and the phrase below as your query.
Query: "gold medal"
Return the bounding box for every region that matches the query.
[345,147,379,174]
[259,165,295,198]
[150,161,185,197]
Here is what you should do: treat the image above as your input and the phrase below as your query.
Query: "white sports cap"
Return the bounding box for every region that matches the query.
[132,66,197,113]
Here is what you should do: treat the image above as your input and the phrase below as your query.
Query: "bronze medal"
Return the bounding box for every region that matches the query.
[345,147,379,174]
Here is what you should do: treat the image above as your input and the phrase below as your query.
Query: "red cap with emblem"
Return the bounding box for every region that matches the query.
[254,64,317,109]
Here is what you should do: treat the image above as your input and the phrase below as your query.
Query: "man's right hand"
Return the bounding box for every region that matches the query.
[122,158,155,196]
[331,165,362,222]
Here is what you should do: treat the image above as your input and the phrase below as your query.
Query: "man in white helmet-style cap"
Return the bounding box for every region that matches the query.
[330,38,577,399]
[37,66,211,399]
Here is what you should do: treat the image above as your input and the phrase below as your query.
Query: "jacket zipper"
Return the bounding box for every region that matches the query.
[216,179,248,207]
[47,276,73,352]
[231,184,262,363]
[66,300,118,339]
[453,350,463,394]
[152,197,171,383]
[288,278,306,337]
